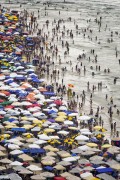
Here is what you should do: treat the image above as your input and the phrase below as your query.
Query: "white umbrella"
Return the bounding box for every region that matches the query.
[57,130,69,135]
[10,150,23,155]
[49,136,59,139]
[80,172,93,179]
[10,82,19,87]
[59,106,67,111]
[62,157,78,162]
[64,120,73,125]
[0,111,6,115]
[33,112,45,117]
[28,144,40,149]
[75,135,89,141]
[49,103,56,107]
[21,102,32,106]
[81,131,92,135]
[38,134,51,140]
[34,140,47,145]
[27,165,42,171]
[78,145,92,151]
[31,127,41,132]
[10,161,23,166]
[78,115,91,121]
[68,113,78,117]
[8,144,20,150]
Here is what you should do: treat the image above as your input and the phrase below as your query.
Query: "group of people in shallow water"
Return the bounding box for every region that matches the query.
[18,3,120,138]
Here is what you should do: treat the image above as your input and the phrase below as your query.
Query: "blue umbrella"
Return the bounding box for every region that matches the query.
[43,92,55,96]
[44,166,54,171]
[96,167,114,174]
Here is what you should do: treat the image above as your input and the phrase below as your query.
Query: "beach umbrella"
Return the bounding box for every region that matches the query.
[57,130,69,135]
[64,120,73,125]
[28,144,40,149]
[27,165,42,171]
[68,113,78,117]
[90,155,103,161]
[10,161,23,166]
[18,154,34,162]
[71,148,83,154]
[81,131,92,135]
[78,145,91,151]
[44,128,55,133]
[97,173,116,180]
[19,170,33,175]
[78,159,90,165]
[10,150,23,155]
[70,167,83,174]
[59,106,67,111]
[81,151,95,156]
[80,172,93,179]
[40,172,55,178]
[31,175,46,180]
[0,158,12,164]
[75,135,89,141]
[54,165,66,170]
[62,157,78,162]
[0,151,6,157]
[57,151,71,158]
[8,144,20,150]
[41,159,55,165]
[58,161,72,166]
[31,127,41,132]
[102,144,112,148]
[38,134,51,140]
[86,143,98,147]
[110,164,120,170]
[34,140,47,145]
[78,115,91,121]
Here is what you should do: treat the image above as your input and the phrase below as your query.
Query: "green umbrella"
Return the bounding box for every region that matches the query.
[0,101,13,106]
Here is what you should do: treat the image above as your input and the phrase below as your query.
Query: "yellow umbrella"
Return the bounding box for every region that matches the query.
[44,128,55,133]
[58,112,67,116]
[58,115,67,118]
[55,118,65,122]
[33,119,42,124]
[93,126,102,130]
[21,117,28,121]
[5,124,18,129]
[87,143,98,147]
[1,134,10,138]
[41,159,55,165]
[23,133,33,137]
[89,178,100,180]
[4,13,10,17]
[23,125,34,130]
[102,144,112,148]
[48,147,59,152]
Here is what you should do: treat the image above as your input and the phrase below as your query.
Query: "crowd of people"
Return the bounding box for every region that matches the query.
[0,2,119,180]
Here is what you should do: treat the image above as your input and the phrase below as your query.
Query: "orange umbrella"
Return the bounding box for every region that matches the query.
[26,92,35,101]
[0,91,10,96]
[68,84,74,88]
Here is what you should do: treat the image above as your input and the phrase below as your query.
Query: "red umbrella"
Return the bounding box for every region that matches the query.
[5,105,14,109]
[54,100,63,106]
[0,115,3,119]
[0,99,4,103]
